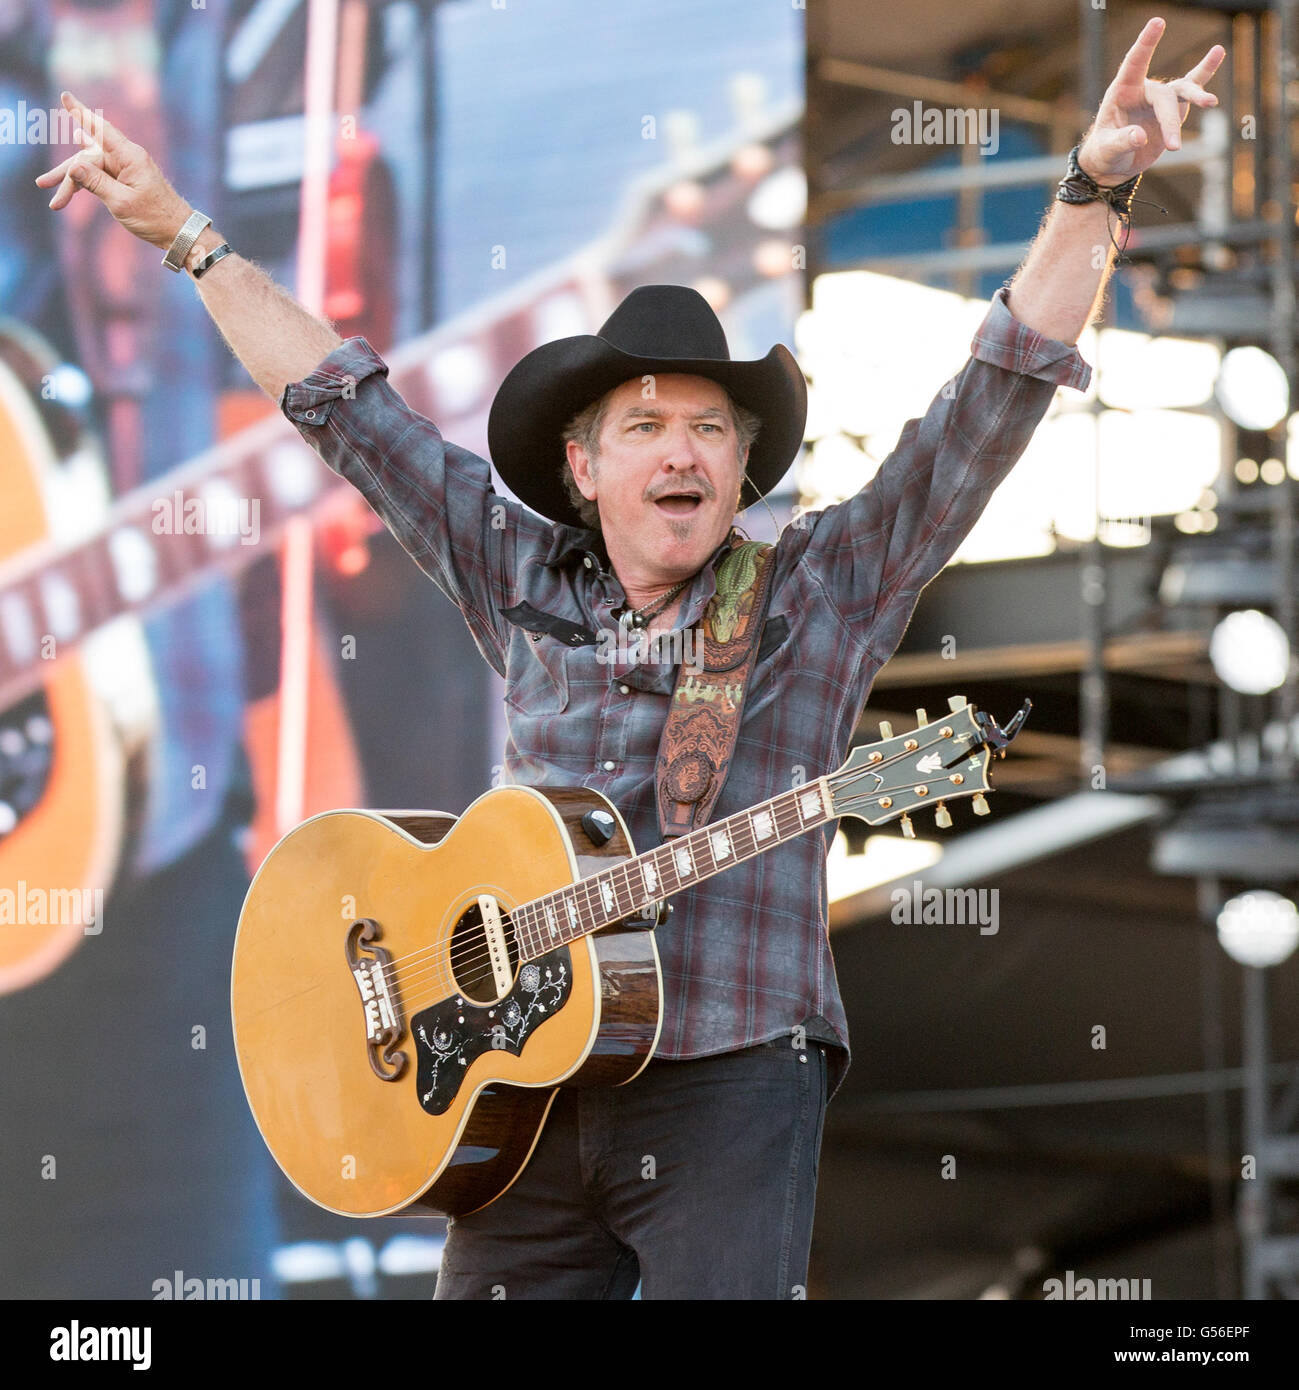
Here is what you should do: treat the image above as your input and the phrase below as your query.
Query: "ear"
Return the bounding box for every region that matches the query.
[566,439,599,501]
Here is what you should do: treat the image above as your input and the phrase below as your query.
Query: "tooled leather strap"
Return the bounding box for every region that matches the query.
[655,540,777,838]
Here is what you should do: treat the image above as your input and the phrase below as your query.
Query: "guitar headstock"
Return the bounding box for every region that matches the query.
[827,696,1031,838]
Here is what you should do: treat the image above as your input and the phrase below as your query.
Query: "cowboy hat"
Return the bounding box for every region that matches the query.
[487,284,807,529]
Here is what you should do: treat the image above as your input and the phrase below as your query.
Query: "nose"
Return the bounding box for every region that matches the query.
[658,420,705,471]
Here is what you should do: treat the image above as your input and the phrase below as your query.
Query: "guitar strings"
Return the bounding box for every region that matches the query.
[359,726,963,1014]
[368,727,964,1017]
[354,727,965,1016]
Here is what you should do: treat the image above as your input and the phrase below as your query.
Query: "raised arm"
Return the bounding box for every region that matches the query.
[36,90,341,400]
[1006,17,1224,344]
[37,90,554,673]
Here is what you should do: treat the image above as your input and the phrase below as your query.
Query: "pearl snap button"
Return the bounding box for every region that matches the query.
[619,684,630,695]
[583,556,593,568]
[603,760,615,771]
[305,409,316,420]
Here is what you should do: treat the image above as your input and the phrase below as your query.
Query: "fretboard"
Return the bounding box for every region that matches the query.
[511,779,835,959]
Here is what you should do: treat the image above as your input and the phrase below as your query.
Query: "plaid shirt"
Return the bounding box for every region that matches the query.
[279,286,1091,1098]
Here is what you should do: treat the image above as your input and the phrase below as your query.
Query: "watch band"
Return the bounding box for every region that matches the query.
[162,210,211,272]
[190,242,233,280]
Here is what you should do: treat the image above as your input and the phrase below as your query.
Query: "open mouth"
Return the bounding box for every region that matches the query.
[652,494,704,516]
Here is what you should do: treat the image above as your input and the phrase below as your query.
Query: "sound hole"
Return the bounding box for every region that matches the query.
[0,692,55,839]
[448,899,520,1006]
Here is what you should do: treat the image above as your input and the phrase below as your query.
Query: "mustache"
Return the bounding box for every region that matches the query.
[644,477,717,502]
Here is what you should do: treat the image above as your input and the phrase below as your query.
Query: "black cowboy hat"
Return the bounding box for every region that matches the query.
[487,284,807,529]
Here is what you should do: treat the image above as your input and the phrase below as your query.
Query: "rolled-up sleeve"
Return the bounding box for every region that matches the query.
[782,285,1091,647]
[278,336,552,676]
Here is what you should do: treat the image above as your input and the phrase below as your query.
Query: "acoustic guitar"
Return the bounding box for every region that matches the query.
[231,697,1029,1218]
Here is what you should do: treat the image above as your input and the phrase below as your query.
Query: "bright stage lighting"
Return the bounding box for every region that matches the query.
[1208,609,1290,694]
[1216,891,1299,969]
[1215,347,1290,431]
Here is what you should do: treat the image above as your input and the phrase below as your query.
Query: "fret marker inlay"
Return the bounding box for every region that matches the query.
[108,527,158,604]
[800,789,822,820]
[710,830,731,859]
[642,863,658,895]
[753,810,774,841]
[674,847,693,877]
[600,881,615,914]
[1,593,37,663]
[39,573,80,641]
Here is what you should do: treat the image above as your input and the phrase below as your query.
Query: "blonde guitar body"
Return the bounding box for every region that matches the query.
[231,785,663,1218]
[232,694,1018,1221]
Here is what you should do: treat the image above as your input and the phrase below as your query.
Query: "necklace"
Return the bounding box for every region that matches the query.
[616,576,692,631]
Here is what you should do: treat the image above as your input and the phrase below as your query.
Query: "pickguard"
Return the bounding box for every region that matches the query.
[411,946,573,1116]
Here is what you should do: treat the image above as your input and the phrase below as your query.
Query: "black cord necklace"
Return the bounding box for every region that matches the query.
[616,575,692,631]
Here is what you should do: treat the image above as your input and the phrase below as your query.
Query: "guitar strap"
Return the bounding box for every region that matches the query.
[655,538,777,839]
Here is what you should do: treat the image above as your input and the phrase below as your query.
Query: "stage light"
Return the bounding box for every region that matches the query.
[826,828,942,905]
[1235,458,1260,483]
[430,343,488,416]
[1209,609,1290,694]
[1260,458,1286,485]
[746,165,805,230]
[1096,329,1219,411]
[1216,891,1299,968]
[45,361,93,408]
[1215,346,1290,431]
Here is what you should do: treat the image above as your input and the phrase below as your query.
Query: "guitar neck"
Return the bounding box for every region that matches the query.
[512,779,835,959]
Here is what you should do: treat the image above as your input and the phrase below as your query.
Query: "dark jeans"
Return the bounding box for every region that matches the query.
[433,1039,828,1300]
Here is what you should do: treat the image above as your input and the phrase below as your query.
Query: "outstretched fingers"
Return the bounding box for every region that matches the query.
[60,90,131,168]
[1185,44,1227,88]
[1111,16,1166,96]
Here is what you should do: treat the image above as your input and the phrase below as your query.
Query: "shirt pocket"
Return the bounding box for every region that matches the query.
[504,634,571,715]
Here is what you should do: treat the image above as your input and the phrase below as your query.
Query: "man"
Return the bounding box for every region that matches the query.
[40,17,1221,1299]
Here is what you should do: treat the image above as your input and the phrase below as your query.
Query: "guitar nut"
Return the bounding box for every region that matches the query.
[904,739,918,751]
[940,726,953,737]
[950,773,964,784]
[879,796,893,809]
[915,785,928,796]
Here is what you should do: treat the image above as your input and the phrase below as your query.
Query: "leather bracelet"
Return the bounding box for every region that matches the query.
[162,209,211,272]
[190,241,233,280]
[1055,144,1142,220]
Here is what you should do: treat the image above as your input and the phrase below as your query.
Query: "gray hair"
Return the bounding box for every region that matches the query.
[560,384,761,532]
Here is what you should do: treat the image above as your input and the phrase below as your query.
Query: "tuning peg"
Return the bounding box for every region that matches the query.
[972,793,990,816]
[879,720,894,739]
[947,694,967,711]
[915,707,928,727]
[900,812,915,839]
[934,802,952,829]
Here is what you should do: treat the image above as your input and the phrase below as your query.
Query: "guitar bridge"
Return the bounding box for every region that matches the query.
[345,917,408,1081]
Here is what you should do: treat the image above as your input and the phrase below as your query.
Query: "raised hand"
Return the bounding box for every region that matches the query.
[1078,16,1225,186]
[35,90,194,249]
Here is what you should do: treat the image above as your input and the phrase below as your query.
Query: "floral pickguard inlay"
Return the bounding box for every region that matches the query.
[412,946,573,1115]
